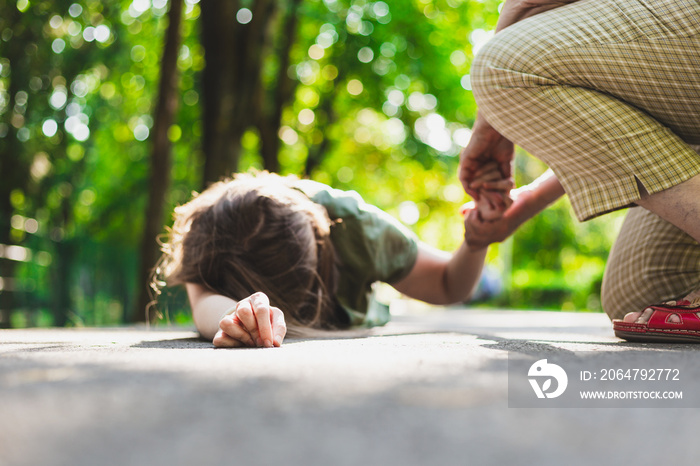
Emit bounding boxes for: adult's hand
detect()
[458,115,514,198]
[213,292,287,348]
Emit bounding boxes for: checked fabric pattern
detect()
[471,0,700,318]
[472,0,700,222]
[602,207,700,320]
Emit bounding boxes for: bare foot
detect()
[622,290,700,324]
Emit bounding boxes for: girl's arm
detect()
[391,164,510,304]
[186,283,286,348]
[391,234,489,305]
[186,283,237,341]
[392,170,564,304]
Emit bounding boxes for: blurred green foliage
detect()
[0,0,623,328]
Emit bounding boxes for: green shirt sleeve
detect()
[294,180,419,326]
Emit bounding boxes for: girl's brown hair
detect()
[158,171,347,330]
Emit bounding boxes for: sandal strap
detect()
[647,303,700,330]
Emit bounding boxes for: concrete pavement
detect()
[1,308,698,466]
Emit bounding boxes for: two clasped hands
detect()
[459,115,564,252]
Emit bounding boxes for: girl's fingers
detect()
[232,299,260,344]
[227,293,279,349]
[471,172,512,195]
[218,315,256,347]
[250,292,274,348]
[481,190,512,210]
[480,191,502,209]
[212,329,246,348]
[470,169,501,190]
[270,307,287,347]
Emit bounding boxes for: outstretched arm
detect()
[391,240,489,305]
[393,163,516,304]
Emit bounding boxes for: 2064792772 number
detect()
[599,368,680,381]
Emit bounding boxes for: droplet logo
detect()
[528,359,568,399]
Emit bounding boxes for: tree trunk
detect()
[134,0,184,322]
[200,1,240,185]
[200,0,277,187]
[0,4,28,328]
[258,0,303,173]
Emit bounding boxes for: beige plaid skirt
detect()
[471,0,700,318]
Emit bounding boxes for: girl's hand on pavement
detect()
[213,292,287,348]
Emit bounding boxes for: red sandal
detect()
[613,300,700,343]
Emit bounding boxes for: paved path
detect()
[1,309,698,466]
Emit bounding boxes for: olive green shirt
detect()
[294,180,419,327]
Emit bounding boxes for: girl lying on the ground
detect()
[157,168,514,348]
